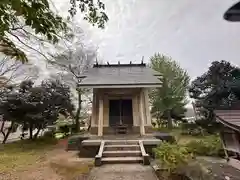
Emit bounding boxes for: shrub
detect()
[43,130,55,138]
[59,125,70,135]
[154,142,193,176]
[154,126,180,133]
[152,121,156,128]
[58,124,76,136]
[195,118,222,134]
[181,122,204,136]
[153,127,170,132]
[185,135,224,157]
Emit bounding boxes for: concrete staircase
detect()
[95,140,150,166]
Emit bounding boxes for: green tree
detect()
[150,54,190,129]
[0,0,108,63]
[189,60,240,132]
[0,79,74,143]
[189,60,240,109]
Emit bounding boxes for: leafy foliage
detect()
[154,142,193,175]
[189,60,240,109]
[150,54,190,129]
[181,122,204,136]
[69,0,108,29]
[154,136,224,179]
[189,60,240,131]
[0,79,74,143]
[0,0,67,62]
[157,105,187,127]
[0,0,108,62]
[185,135,224,157]
[56,115,75,137]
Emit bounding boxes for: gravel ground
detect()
[196,157,240,180]
[87,164,158,180]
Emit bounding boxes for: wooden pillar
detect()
[139,89,145,135]
[98,97,104,136]
[91,90,97,127]
[132,95,139,126]
[103,95,109,126]
[220,131,229,160]
[144,88,151,126]
[232,132,240,153]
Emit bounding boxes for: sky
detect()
[53,0,240,80]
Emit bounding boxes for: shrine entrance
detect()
[109,99,133,127]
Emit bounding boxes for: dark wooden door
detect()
[109,100,120,126]
[109,99,133,127]
[121,99,133,126]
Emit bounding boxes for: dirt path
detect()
[87,164,158,180]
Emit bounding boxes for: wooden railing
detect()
[95,140,105,166]
[139,140,150,165]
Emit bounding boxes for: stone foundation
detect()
[79,138,161,158]
[90,126,153,135]
[78,145,99,158]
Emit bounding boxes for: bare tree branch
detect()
[48,27,96,132]
[0,56,39,88]
[8,32,52,62]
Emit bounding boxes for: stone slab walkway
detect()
[87,164,158,180]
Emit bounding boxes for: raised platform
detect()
[82,133,161,146]
[90,126,154,135]
[79,134,161,160]
[86,133,158,139]
[93,139,159,166]
[82,139,161,146]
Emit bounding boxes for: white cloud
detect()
[53,0,240,79]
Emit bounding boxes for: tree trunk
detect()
[156,112,161,128]
[2,122,14,144]
[1,131,6,141]
[0,120,6,140]
[29,124,33,139]
[75,91,81,132]
[0,120,5,133]
[87,116,91,131]
[167,110,173,129]
[33,127,41,139]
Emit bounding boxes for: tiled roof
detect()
[78,64,162,88]
[215,110,240,130]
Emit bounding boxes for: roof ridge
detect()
[93,63,146,68]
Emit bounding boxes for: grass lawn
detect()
[0,137,93,180]
[0,137,58,172]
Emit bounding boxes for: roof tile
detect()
[78,65,162,88]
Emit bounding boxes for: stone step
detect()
[102,150,142,157]
[105,140,139,145]
[101,157,143,164]
[104,144,140,151]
